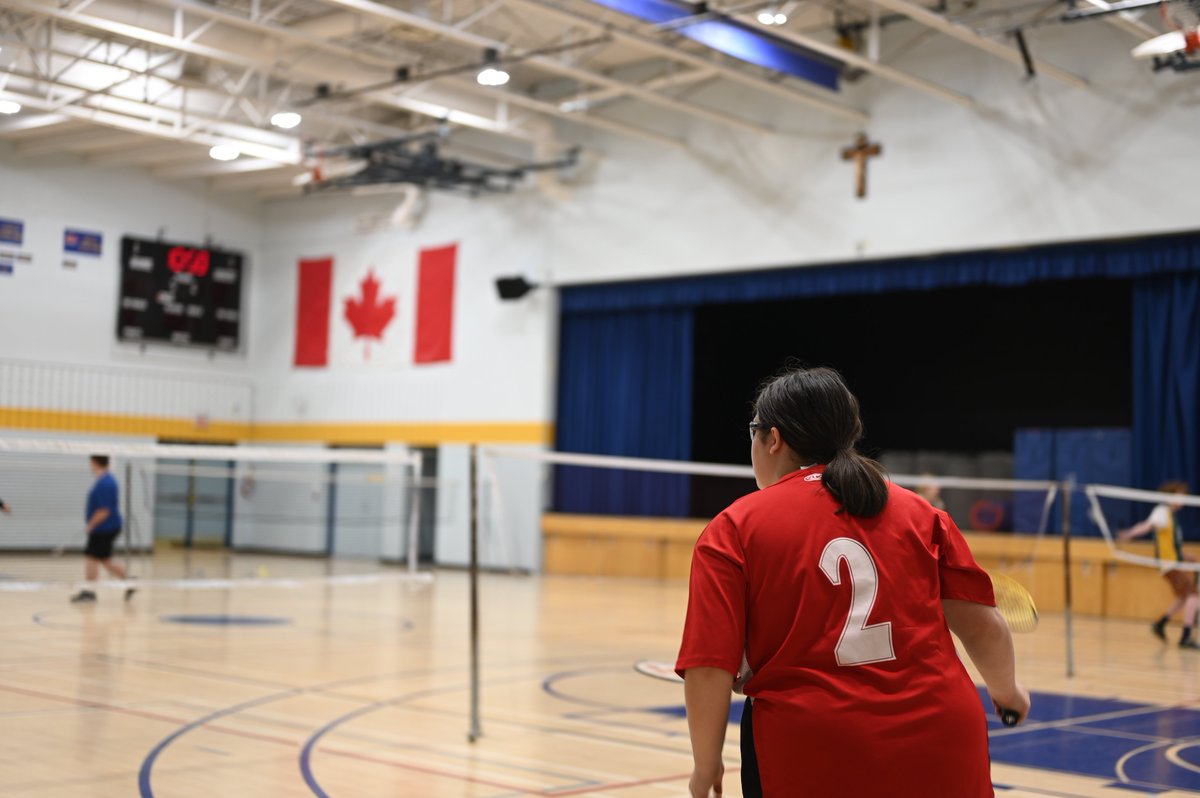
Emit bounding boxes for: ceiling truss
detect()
[0,0,1172,197]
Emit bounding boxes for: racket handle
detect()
[999,707,1020,727]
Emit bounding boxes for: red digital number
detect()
[167,246,210,277]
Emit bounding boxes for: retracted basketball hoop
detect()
[1133,0,1200,58]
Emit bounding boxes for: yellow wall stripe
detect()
[251,421,553,445]
[0,406,553,446]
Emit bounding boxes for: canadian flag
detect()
[293,244,457,368]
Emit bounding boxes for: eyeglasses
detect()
[749,421,769,439]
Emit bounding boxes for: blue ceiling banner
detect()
[586,0,841,91]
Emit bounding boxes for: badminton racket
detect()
[990,571,1038,634]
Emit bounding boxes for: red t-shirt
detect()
[676,466,996,797]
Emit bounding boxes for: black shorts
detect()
[741,697,762,798]
[84,530,121,560]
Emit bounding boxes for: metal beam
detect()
[86,140,205,166]
[0,66,298,160]
[448,79,686,148]
[505,0,867,124]
[15,127,139,155]
[3,0,548,149]
[155,157,282,179]
[0,83,298,162]
[1077,0,1159,39]
[863,0,1088,89]
[0,114,72,137]
[210,165,307,191]
[134,0,399,71]
[312,0,779,134]
[726,10,975,108]
[1,0,266,72]
[558,68,715,112]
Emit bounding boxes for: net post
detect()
[406,450,423,575]
[468,443,482,743]
[123,460,133,571]
[1062,477,1075,678]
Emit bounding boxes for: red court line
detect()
[551,768,739,797]
[0,682,298,747]
[0,681,701,796]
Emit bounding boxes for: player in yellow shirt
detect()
[1119,481,1197,648]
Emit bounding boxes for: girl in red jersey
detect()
[676,367,1029,798]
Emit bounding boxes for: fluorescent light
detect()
[271,111,302,129]
[476,67,510,87]
[774,12,787,23]
[0,100,21,115]
[757,9,775,23]
[209,144,240,161]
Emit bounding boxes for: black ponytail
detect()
[823,448,889,517]
[753,366,888,517]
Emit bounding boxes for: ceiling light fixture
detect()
[476,47,510,86]
[209,144,240,161]
[271,111,302,129]
[0,100,21,115]
[757,7,786,24]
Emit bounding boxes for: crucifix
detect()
[841,133,882,199]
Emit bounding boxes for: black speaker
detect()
[496,276,537,300]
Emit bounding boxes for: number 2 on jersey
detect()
[819,537,896,667]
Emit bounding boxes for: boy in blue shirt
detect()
[71,455,135,603]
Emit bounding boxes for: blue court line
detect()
[298,675,604,798]
[159,614,291,625]
[139,685,309,797]
[136,632,416,798]
[399,699,696,757]
[541,667,636,710]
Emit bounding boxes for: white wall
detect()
[3,17,1197,564]
[0,152,261,426]
[255,190,557,425]
[251,19,1200,429]
[544,21,1200,282]
[433,444,544,572]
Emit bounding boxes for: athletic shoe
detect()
[70,589,97,603]
[124,586,137,602]
[1152,620,1167,641]
[1180,638,1200,650]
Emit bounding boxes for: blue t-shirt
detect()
[86,472,123,533]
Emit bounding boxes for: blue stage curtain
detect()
[561,232,1200,314]
[554,309,693,516]
[1133,273,1200,535]
[555,231,1200,520]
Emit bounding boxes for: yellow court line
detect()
[0,406,553,445]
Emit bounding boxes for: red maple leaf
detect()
[343,269,396,360]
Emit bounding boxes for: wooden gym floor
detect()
[2,550,1200,797]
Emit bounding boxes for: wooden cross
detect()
[841,133,882,199]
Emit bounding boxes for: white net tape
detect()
[0,438,434,590]
[1085,483,1200,572]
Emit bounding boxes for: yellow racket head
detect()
[990,572,1039,633]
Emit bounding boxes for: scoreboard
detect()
[117,236,243,351]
